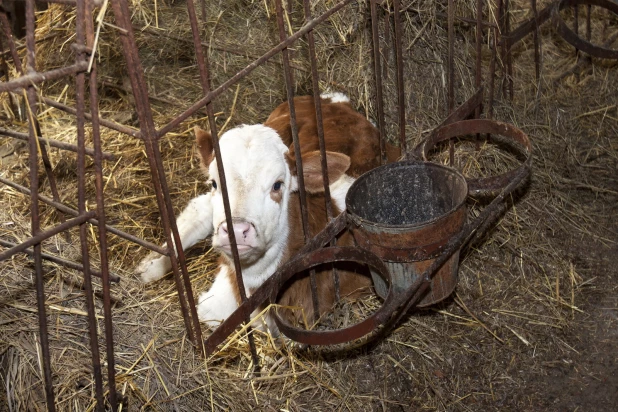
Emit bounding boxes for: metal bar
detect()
[370,0,386,164]
[392,0,406,154]
[275,121,533,346]
[0,128,115,160]
[302,0,340,303]
[553,0,618,60]
[0,34,19,117]
[0,6,21,76]
[183,0,228,355]
[439,87,484,128]
[475,0,483,110]
[586,4,591,41]
[474,0,484,150]
[393,150,532,323]
[109,0,197,344]
[410,87,484,160]
[0,239,119,282]
[302,0,333,222]
[22,1,56,409]
[158,0,204,351]
[488,27,497,119]
[473,0,484,151]
[2,0,71,245]
[498,0,506,98]
[0,211,96,262]
[85,0,118,403]
[275,0,319,321]
[157,0,355,139]
[0,61,89,93]
[447,0,455,165]
[531,0,541,82]
[42,97,140,138]
[505,0,513,100]
[74,0,105,406]
[0,176,167,254]
[504,2,553,49]
[383,7,390,80]
[552,29,618,82]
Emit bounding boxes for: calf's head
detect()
[195,125,350,266]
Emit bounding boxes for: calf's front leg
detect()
[136,194,213,283]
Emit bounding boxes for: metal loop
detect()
[417,119,533,197]
[271,246,398,345]
[553,0,618,60]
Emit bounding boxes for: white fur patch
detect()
[320,92,350,104]
[197,266,240,329]
[137,194,214,283]
[330,174,355,212]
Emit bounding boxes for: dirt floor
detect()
[0,0,617,411]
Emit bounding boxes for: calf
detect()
[136,93,398,331]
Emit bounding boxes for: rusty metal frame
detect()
[10,0,615,408]
[0,0,118,410]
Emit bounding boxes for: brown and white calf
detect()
[136,93,399,331]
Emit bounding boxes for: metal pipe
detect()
[0,211,96,262]
[392,0,406,154]
[0,127,115,160]
[302,0,340,303]
[0,238,119,282]
[42,97,140,138]
[108,0,198,345]
[275,0,319,320]
[74,0,105,407]
[447,0,455,165]
[0,176,167,254]
[23,0,56,409]
[369,0,387,164]
[0,62,89,93]
[85,1,119,404]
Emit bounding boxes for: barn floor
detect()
[0,0,617,411]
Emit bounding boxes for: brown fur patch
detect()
[194,126,214,170]
[265,96,400,179]
[270,187,283,203]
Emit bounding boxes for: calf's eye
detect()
[211,180,217,190]
[272,181,283,191]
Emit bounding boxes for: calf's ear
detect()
[194,126,214,168]
[297,150,351,193]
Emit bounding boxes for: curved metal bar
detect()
[271,247,397,345]
[416,119,532,197]
[553,0,618,59]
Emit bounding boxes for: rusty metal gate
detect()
[0,0,616,410]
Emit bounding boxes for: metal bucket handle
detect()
[414,119,533,197]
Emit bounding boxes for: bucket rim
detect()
[345,160,469,230]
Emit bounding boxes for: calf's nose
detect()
[219,220,256,246]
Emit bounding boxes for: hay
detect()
[1,0,617,410]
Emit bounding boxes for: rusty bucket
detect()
[346,161,468,307]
